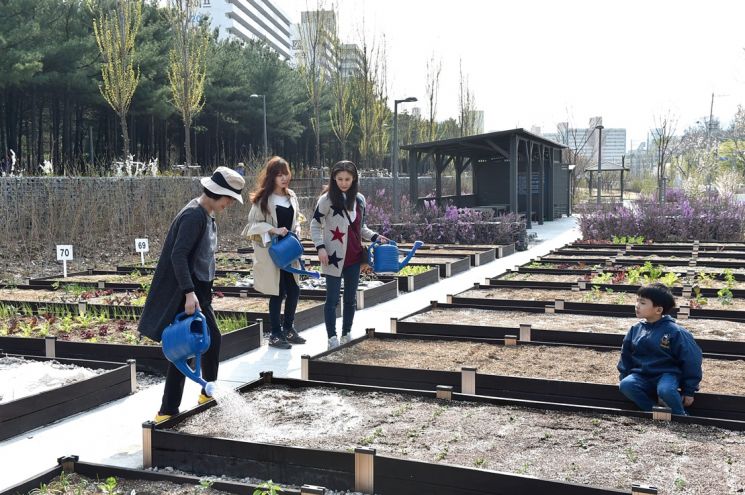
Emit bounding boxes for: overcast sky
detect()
[274,0,745,149]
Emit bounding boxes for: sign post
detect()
[56,245,73,278]
[135,238,149,267]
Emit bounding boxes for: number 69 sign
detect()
[135,238,149,266]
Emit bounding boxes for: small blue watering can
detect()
[269,233,321,278]
[161,311,216,396]
[368,240,424,274]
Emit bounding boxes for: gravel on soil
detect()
[403,306,745,341]
[318,338,745,396]
[172,385,745,495]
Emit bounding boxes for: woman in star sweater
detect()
[310,160,388,349]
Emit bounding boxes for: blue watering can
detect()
[161,311,216,396]
[268,233,321,278]
[367,240,424,274]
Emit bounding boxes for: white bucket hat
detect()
[201,166,245,204]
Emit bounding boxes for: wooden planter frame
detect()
[0,317,261,374]
[0,456,319,495]
[449,284,745,322]
[0,355,135,442]
[391,301,745,357]
[303,332,745,426]
[388,267,440,292]
[142,373,649,495]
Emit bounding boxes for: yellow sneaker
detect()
[198,393,213,405]
[154,413,172,423]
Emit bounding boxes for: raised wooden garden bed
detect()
[0,355,135,442]
[215,269,399,310]
[392,302,745,356]
[389,266,440,292]
[570,241,745,252]
[0,456,311,495]
[143,374,692,495]
[448,285,745,322]
[0,306,261,374]
[403,255,471,278]
[305,333,745,423]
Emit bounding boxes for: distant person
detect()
[618,283,703,416]
[242,156,307,349]
[234,162,246,176]
[138,166,245,422]
[310,160,388,349]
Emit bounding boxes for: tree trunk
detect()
[119,112,130,160]
[184,121,191,167]
[37,96,44,167]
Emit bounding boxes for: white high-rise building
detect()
[197,0,292,60]
[290,10,363,78]
[544,117,627,167]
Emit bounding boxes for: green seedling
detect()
[253,480,282,495]
[398,265,434,276]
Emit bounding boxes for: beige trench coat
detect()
[241,189,305,296]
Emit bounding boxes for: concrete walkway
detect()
[0,216,580,490]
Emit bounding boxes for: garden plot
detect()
[2,458,319,495]
[317,338,744,397]
[307,334,745,421]
[399,306,745,342]
[455,286,745,311]
[163,381,745,495]
[0,355,104,403]
[0,305,261,373]
[0,355,133,442]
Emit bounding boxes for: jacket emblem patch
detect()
[660,334,671,349]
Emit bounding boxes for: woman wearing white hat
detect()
[138,166,245,422]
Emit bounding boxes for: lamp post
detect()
[250,94,268,158]
[595,124,604,205]
[393,96,417,220]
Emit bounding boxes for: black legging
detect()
[159,280,221,415]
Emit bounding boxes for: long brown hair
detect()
[250,156,292,214]
[323,160,359,210]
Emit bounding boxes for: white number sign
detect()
[135,238,149,266]
[135,238,149,253]
[56,244,73,278]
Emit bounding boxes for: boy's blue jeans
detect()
[324,263,361,338]
[619,373,687,415]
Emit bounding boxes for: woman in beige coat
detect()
[242,156,306,349]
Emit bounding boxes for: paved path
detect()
[0,216,579,490]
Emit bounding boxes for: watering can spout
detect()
[398,240,424,271]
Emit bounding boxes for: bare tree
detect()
[297,2,331,167]
[650,112,678,203]
[553,112,595,204]
[328,37,355,159]
[457,58,476,137]
[423,52,441,142]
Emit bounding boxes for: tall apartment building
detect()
[197,0,292,60]
[290,10,363,78]
[544,117,627,167]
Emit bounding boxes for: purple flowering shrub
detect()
[366,190,524,245]
[578,189,745,241]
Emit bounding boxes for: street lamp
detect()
[250,94,268,158]
[595,124,604,205]
[393,96,417,220]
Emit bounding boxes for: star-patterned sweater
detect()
[310,192,379,277]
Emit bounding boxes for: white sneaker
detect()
[340,333,352,345]
[327,336,339,350]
